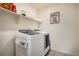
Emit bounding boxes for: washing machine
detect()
[15,29,45,56]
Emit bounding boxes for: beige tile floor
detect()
[47,50,70,56]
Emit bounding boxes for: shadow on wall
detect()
[0,37,16,56]
[70,38,79,56]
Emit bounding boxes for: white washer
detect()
[15,30,45,56]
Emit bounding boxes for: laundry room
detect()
[0,3,79,56]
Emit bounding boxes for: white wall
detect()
[0,12,17,55]
[75,4,79,55]
[77,4,79,37]
[15,3,39,30]
[17,17,40,30]
[38,4,78,55]
[0,31,16,56]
